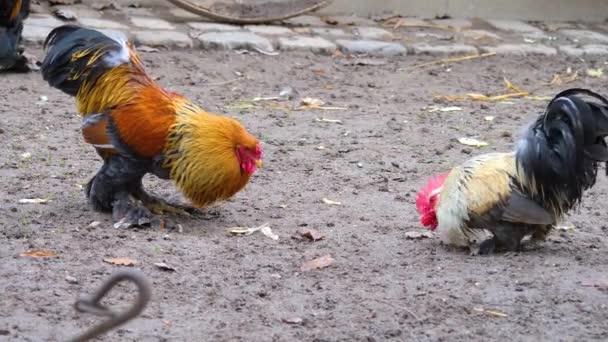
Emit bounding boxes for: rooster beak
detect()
[255,159,263,168]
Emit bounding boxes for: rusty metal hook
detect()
[69,269,152,342]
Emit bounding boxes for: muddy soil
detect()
[1,48,607,341]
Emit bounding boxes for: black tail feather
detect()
[516,88,608,213]
[41,24,130,96]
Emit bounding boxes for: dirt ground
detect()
[1,46,608,341]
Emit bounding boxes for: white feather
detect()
[100,30,130,67]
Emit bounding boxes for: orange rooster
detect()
[0,0,29,71]
[416,89,608,254]
[41,25,263,227]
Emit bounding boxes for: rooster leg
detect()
[85,155,149,212]
[130,184,198,217]
[111,191,155,229]
[476,237,497,255]
[488,222,530,253]
[8,54,32,73]
[475,223,532,255]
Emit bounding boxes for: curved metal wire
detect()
[70,269,152,342]
[167,0,333,24]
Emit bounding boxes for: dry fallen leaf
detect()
[282,317,303,324]
[586,68,604,78]
[473,307,508,318]
[228,226,260,235]
[248,96,280,102]
[457,137,488,147]
[315,117,343,123]
[300,229,326,241]
[321,198,341,205]
[298,98,347,111]
[154,262,177,272]
[18,198,49,204]
[20,249,58,258]
[320,16,338,25]
[228,223,276,240]
[301,97,325,107]
[427,106,462,113]
[301,254,335,272]
[103,257,138,266]
[261,226,279,241]
[404,231,433,239]
[548,70,578,86]
[555,223,576,232]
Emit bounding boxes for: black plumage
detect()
[516,88,608,218]
[41,25,130,96]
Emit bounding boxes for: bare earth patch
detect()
[1,48,607,341]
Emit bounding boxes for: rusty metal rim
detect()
[166,0,333,24]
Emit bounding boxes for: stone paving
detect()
[22,3,608,58]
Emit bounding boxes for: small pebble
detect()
[66,275,78,284]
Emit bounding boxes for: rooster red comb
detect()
[415,173,449,215]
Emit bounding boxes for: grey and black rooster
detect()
[416,88,608,254]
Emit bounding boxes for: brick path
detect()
[22,4,608,57]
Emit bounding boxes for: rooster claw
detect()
[145,202,191,217]
[133,190,201,217]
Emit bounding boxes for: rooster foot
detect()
[474,237,497,255]
[133,190,200,217]
[2,53,38,73]
[112,192,155,229]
